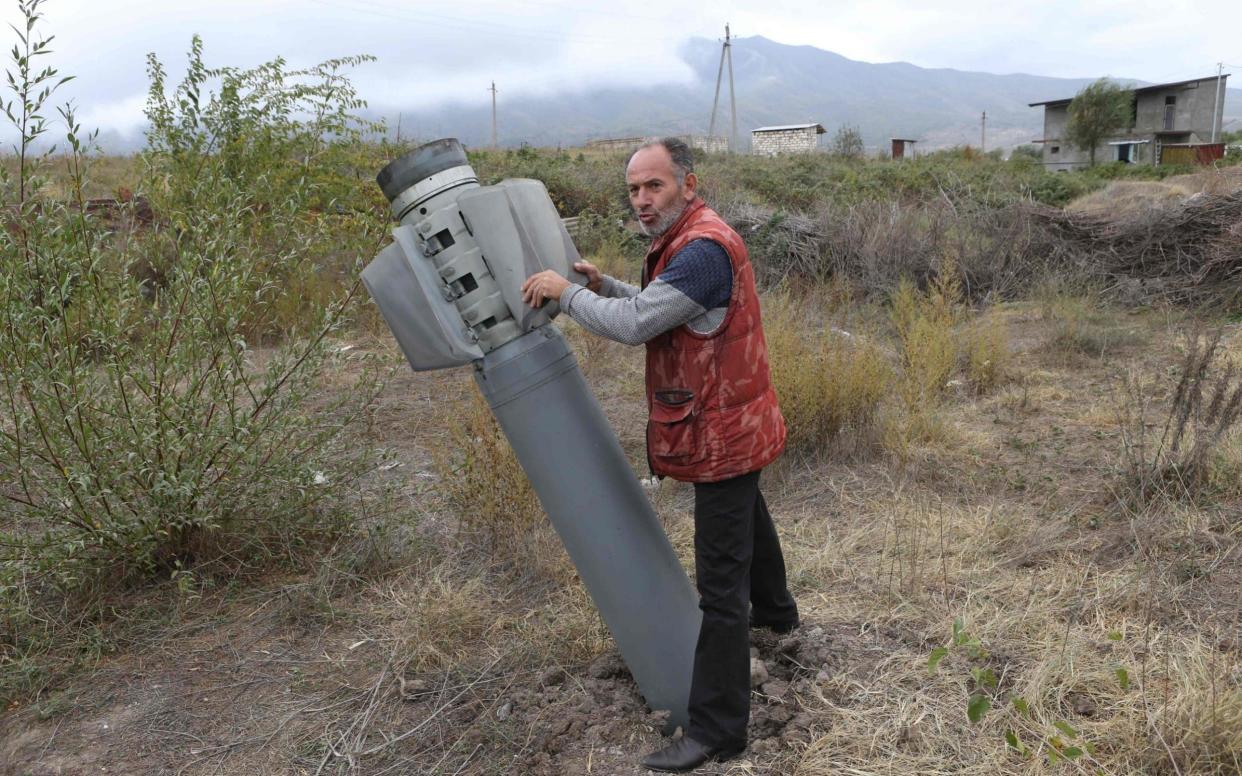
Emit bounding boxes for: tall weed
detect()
[764,290,891,457]
[890,264,960,408]
[1116,328,1242,503]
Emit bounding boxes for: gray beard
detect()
[637,200,688,238]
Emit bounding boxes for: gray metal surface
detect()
[360,232,483,371]
[457,179,584,329]
[387,164,478,223]
[474,327,701,730]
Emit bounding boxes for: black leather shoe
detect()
[749,615,799,634]
[641,735,744,773]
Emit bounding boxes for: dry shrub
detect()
[882,275,958,458]
[721,198,1052,302]
[960,313,1011,394]
[764,290,891,457]
[1035,279,1140,360]
[882,261,1016,455]
[432,386,543,551]
[891,266,960,409]
[1116,328,1242,504]
[1037,189,1242,307]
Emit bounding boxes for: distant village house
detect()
[1030,75,1230,170]
[750,123,826,155]
[891,138,918,160]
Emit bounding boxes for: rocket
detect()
[362,138,699,730]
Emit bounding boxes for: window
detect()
[1050,145,1060,154]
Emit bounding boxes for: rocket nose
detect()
[377,137,470,203]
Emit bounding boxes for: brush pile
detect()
[1036,190,1242,306]
[722,198,1055,300]
[723,180,1242,309]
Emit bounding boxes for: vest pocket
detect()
[649,390,700,461]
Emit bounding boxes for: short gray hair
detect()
[627,137,694,185]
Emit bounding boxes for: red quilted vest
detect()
[642,198,786,483]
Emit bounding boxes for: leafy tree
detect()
[1064,78,1133,167]
[829,124,865,159]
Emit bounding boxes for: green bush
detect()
[0,6,382,699]
[142,36,391,338]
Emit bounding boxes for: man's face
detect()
[626,146,697,238]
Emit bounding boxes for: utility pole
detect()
[980,111,987,153]
[708,24,738,152]
[489,81,498,149]
[727,24,737,153]
[1212,62,1224,142]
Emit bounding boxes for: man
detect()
[521,137,798,773]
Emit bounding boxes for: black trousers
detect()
[686,469,798,749]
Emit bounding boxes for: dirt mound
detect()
[1066,170,1242,216]
[1065,181,1194,216]
[508,623,841,774]
[1163,166,1242,196]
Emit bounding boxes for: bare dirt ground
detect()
[3,304,1241,775]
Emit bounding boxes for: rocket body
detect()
[362,139,700,730]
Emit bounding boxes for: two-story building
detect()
[1029,75,1229,170]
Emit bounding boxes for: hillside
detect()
[397,35,1241,152]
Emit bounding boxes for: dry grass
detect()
[6,282,1240,776]
[1035,281,1147,362]
[1163,167,1242,197]
[429,384,544,556]
[774,487,1241,776]
[1066,180,1195,216]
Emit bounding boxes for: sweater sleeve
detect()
[558,240,732,345]
[598,274,640,299]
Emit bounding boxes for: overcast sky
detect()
[2,0,1238,146]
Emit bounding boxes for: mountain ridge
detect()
[396,35,1240,153]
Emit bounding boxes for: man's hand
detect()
[574,261,604,293]
[521,270,572,308]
